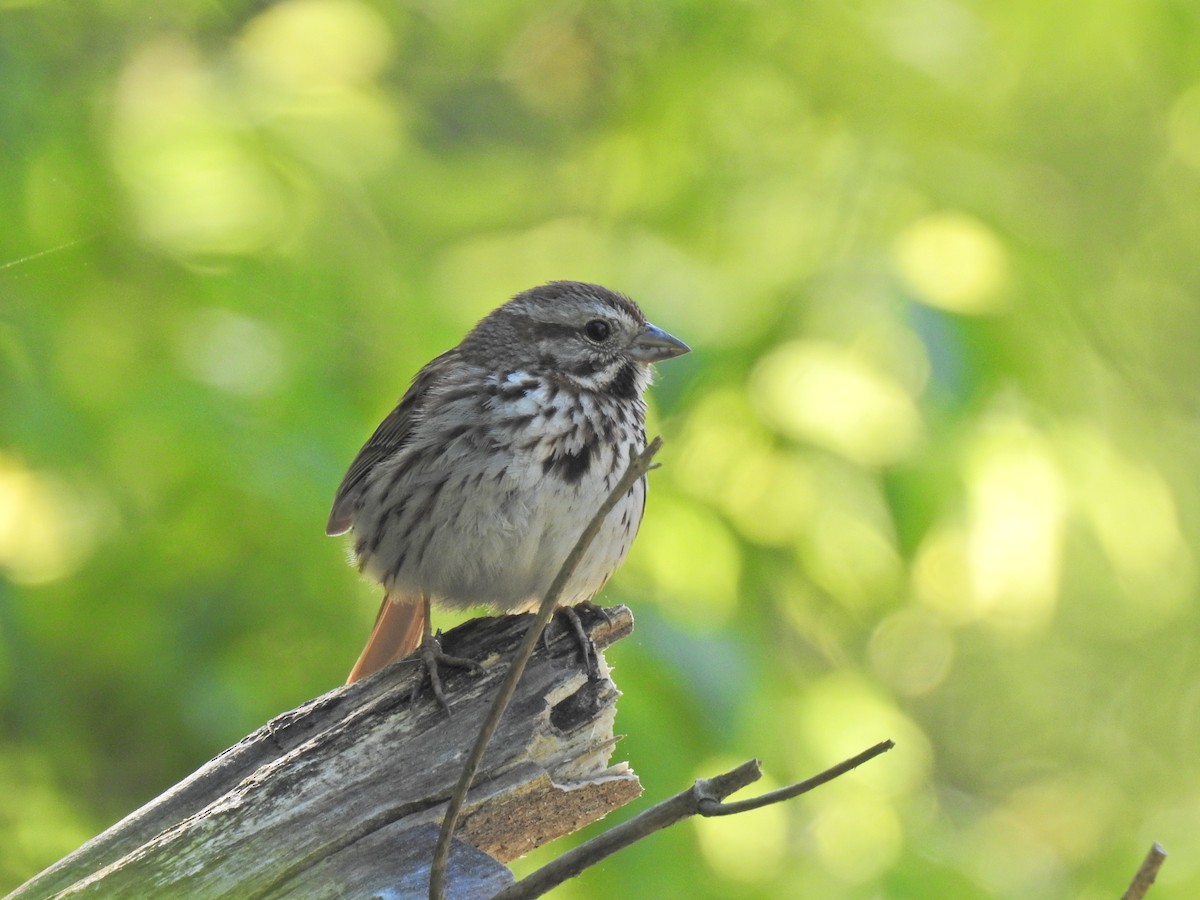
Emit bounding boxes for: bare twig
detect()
[428,437,665,899]
[1121,842,1167,900]
[494,740,895,900]
[698,740,894,816]
[491,760,762,900]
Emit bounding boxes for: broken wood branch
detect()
[9,606,639,899]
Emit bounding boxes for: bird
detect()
[327,281,689,701]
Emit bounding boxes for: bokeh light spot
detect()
[625,495,740,625]
[868,608,955,696]
[111,39,287,257]
[912,522,973,622]
[966,807,1064,895]
[1003,777,1116,866]
[675,389,817,546]
[893,211,1009,314]
[795,671,931,796]
[0,456,106,585]
[752,340,923,466]
[236,0,402,178]
[964,417,1065,632]
[175,308,288,398]
[800,504,903,611]
[1062,426,1192,621]
[812,788,903,884]
[238,0,393,89]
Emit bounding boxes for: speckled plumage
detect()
[329,281,689,683]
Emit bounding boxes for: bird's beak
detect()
[629,322,690,363]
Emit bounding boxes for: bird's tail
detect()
[346,593,426,684]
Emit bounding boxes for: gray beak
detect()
[629,322,690,363]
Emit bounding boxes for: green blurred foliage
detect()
[3,0,1200,896]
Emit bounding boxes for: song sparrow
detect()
[328,281,689,695]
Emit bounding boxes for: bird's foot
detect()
[574,599,614,627]
[410,631,484,714]
[546,605,602,681]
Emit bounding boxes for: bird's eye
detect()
[583,319,612,343]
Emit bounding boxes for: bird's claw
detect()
[410,634,484,714]
[547,605,602,681]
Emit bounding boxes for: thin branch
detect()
[428,437,665,900]
[1121,842,1167,900]
[491,760,762,900]
[698,739,894,816]
[495,740,895,900]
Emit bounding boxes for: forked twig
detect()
[428,437,665,899]
[494,740,895,899]
[696,739,895,816]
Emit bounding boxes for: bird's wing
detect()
[326,347,460,536]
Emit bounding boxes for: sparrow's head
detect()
[464,281,689,393]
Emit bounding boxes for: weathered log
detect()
[10,605,640,899]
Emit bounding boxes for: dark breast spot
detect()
[543,442,595,484]
[606,362,640,401]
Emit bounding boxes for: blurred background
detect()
[3,1,1200,897]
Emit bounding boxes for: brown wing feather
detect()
[326,348,461,536]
